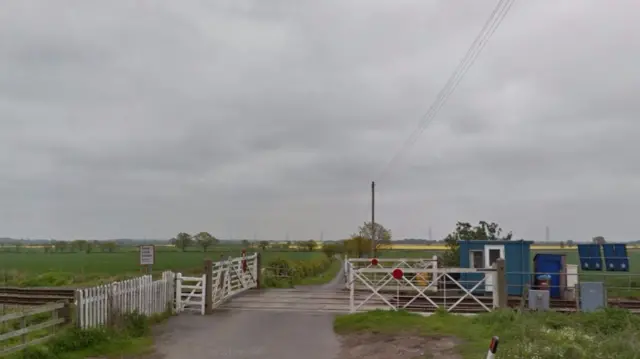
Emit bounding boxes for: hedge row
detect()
[262,256,333,287]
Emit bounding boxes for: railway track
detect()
[0,287,75,305]
[393,295,640,312]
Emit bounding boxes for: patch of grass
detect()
[334,308,640,359]
[334,310,428,334]
[296,259,342,285]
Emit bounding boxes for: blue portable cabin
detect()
[459,240,532,296]
[533,253,566,299]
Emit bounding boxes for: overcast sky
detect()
[1,0,639,242]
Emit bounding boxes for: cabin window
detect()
[488,249,501,266]
[470,250,484,268]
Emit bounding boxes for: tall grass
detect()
[334,309,640,359]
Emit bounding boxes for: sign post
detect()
[139,245,155,275]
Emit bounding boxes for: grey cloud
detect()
[1,0,639,242]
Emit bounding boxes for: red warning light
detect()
[241,249,247,272]
[392,268,404,279]
[371,258,379,266]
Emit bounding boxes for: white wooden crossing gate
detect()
[175,273,206,314]
[211,253,259,307]
[175,253,259,315]
[345,256,440,292]
[347,258,502,313]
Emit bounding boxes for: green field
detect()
[3,246,640,298]
[0,247,325,286]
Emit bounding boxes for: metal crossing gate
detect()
[175,253,259,314]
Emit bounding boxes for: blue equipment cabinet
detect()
[577,244,603,271]
[533,253,566,299]
[459,240,532,296]
[602,243,629,272]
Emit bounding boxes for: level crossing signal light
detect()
[392,268,404,280]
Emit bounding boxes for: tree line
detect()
[0,239,119,253]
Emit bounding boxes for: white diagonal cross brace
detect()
[445,273,491,312]
[401,273,444,309]
[351,270,398,312]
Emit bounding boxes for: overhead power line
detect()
[376,0,516,182]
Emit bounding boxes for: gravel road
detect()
[151,263,345,359]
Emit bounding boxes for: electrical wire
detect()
[376,0,516,183]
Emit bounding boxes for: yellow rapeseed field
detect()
[377,243,640,250]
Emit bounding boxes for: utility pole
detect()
[545,226,550,242]
[371,181,376,257]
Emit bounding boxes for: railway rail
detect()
[0,287,75,305]
[386,291,640,313]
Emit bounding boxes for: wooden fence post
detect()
[74,290,82,328]
[496,258,507,308]
[204,259,213,315]
[256,252,262,289]
[175,273,182,313]
[57,301,72,325]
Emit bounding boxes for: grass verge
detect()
[296,259,342,285]
[334,308,640,359]
[13,311,171,359]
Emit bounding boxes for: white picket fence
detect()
[76,271,175,329]
[74,254,259,327]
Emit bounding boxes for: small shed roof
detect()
[457,239,534,245]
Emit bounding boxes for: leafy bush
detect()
[121,311,150,337]
[46,327,113,354]
[14,310,159,359]
[263,256,333,287]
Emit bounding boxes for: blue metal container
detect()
[577,244,603,271]
[533,253,565,298]
[602,243,629,271]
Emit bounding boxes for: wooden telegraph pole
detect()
[371,181,376,258]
